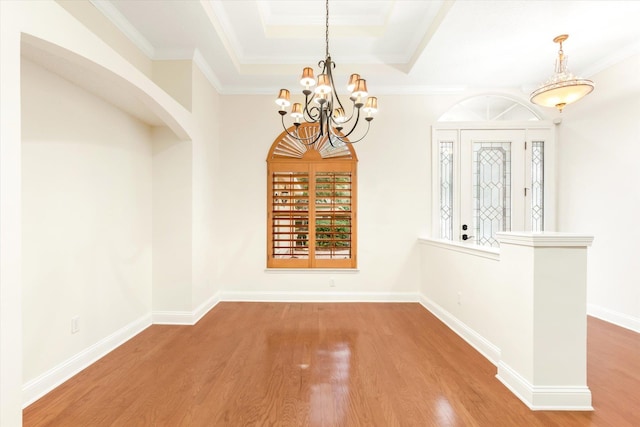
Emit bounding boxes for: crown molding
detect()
[580,40,640,78]
[89,0,155,58]
[216,84,468,96]
[192,49,224,94]
[200,0,243,72]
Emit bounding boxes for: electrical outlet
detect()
[330,277,336,287]
[457,292,462,305]
[71,316,79,334]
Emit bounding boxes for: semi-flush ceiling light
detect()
[530,34,594,112]
[275,0,377,146]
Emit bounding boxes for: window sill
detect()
[417,237,500,261]
[265,268,360,274]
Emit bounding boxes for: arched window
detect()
[438,95,542,122]
[267,123,358,268]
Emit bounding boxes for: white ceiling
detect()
[95,0,640,97]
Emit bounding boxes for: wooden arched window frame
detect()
[267,123,358,268]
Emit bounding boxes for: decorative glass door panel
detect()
[461,130,525,247]
[473,142,512,246]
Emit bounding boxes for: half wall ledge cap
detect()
[496,232,594,248]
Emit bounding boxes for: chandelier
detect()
[530,34,594,112]
[275,0,378,146]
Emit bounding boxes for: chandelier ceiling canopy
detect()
[275,0,377,146]
[530,34,595,113]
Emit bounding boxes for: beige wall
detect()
[152,128,193,313]
[190,64,223,306]
[56,0,153,77]
[557,53,640,330]
[153,60,193,111]
[1,2,24,424]
[216,93,459,297]
[21,56,154,394]
[1,1,212,421]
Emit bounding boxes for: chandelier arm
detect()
[329,120,371,144]
[334,106,363,139]
[326,60,346,115]
[319,103,327,138]
[323,56,351,130]
[319,59,328,74]
[304,107,321,123]
[303,95,321,122]
[337,99,357,125]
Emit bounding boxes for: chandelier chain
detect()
[325,0,329,57]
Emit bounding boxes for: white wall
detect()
[152,128,192,313]
[1,1,197,422]
[217,94,457,298]
[151,61,223,317]
[21,58,153,383]
[557,54,640,331]
[0,2,24,424]
[419,235,594,410]
[0,1,202,426]
[190,65,223,307]
[418,243,503,362]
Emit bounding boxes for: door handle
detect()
[462,234,474,241]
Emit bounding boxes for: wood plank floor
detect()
[24,303,639,426]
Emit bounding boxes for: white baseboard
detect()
[193,292,222,324]
[22,313,152,408]
[152,292,221,325]
[587,304,640,333]
[418,294,501,365]
[24,293,222,407]
[219,291,419,303]
[496,361,593,411]
[152,310,194,325]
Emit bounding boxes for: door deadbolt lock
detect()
[462,224,468,231]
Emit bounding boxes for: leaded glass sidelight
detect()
[440,142,454,240]
[531,141,544,232]
[473,142,511,247]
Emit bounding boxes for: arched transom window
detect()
[267,124,357,268]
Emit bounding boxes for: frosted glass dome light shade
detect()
[530,34,594,113]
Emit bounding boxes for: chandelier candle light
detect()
[275,0,378,146]
[530,34,595,112]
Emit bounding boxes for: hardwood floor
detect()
[24,303,639,426]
